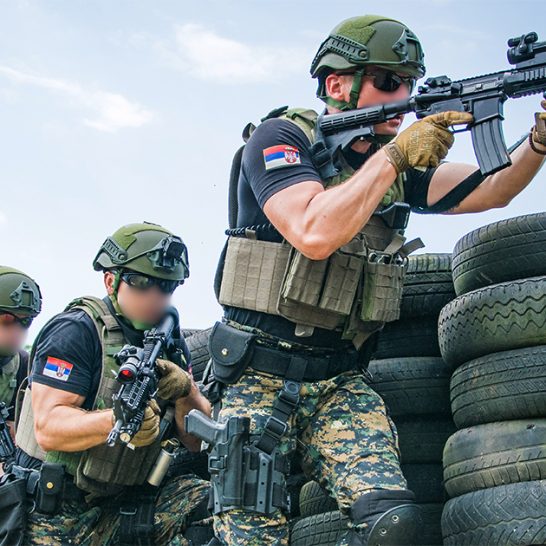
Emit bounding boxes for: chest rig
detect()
[218,107,423,348]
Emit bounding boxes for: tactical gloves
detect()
[156,358,193,401]
[129,399,161,447]
[383,111,474,173]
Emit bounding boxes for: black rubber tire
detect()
[443,419,546,498]
[396,417,456,464]
[186,327,212,382]
[369,358,451,417]
[402,463,446,503]
[450,346,546,428]
[441,480,546,545]
[373,317,441,360]
[181,328,202,338]
[290,511,348,545]
[438,276,546,368]
[299,481,338,518]
[452,212,546,296]
[401,253,455,318]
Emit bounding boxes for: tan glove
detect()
[384,111,474,173]
[156,358,192,401]
[531,98,546,149]
[130,399,161,448]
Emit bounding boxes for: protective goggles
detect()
[0,312,33,329]
[120,272,180,295]
[339,67,416,94]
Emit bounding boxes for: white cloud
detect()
[162,23,309,84]
[0,212,7,225]
[0,65,153,132]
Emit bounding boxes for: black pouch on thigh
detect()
[209,322,256,385]
[0,474,28,546]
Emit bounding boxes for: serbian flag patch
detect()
[263,145,301,170]
[43,356,73,382]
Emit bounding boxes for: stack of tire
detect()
[292,253,457,545]
[438,212,546,546]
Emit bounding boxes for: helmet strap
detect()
[322,68,365,112]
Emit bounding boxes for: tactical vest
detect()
[0,352,20,406]
[16,296,164,498]
[218,108,423,347]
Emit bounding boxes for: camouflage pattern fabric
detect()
[213,369,408,545]
[25,474,210,545]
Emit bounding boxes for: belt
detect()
[249,343,359,381]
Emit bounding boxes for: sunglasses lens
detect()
[371,70,415,93]
[157,280,179,294]
[122,273,178,294]
[123,273,153,290]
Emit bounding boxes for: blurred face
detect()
[325,66,416,149]
[104,271,177,326]
[0,314,30,357]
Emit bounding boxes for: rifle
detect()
[107,309,178,447]
[313,31,546,179]
[0,402,16,470]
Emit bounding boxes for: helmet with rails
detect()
[310,15,426,110]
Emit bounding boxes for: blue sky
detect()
[0,0,544,340]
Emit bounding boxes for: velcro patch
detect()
[263,145,301,170]
[43,356,73,382]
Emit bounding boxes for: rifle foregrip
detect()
[471,118,512,176]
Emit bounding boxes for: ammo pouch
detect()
[0,474,27,546]
[34,462,65,515]
[209,321,256,385]
[360,253,406,323]
[277,248,362,330]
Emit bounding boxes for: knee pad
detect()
[346,489,423,546]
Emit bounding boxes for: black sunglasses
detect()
[120,272,180,295]
[0,313,33,329]
[338,68,416,94]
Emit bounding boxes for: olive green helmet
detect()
[0,266,42,317]
[311,15,426,110]
[92,222,190,282]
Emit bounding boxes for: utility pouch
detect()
[360,255,406,324]
[209,322,256,385]
[34,462,65,515]
[277,249,362,330]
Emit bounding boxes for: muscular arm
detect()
[263,149,398,259]
[427,138,545,214]
[32,382,112,452]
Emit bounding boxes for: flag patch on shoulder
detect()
[263,145,301,170]
[43,356,73,382]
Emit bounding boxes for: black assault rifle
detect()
[312,32,546,179]
[107,309,178,447]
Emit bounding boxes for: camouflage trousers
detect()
[213,369,407,546]
[25,474,210,545]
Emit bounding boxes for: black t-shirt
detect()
[0,351,28,421]
[223,117,437,347]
